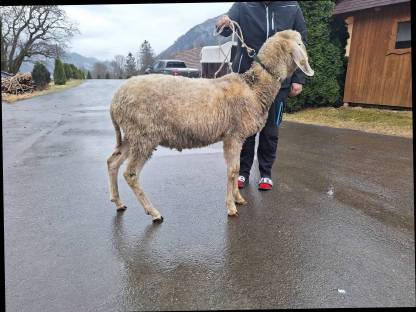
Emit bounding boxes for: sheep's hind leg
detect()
[107,142,129,211]
[123,151,163,223]
[232,151,247,206]
[223,138,246,216]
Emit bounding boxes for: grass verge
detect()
[2,79,84,103]
[284,106,412,138]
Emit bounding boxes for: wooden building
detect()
[333,0,411,108]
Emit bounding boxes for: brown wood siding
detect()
[343,3,412,107]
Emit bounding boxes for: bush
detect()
[53,58,67,85]
[31,62,51,90]
[105,72,110,79]
[87,71,92,79]
[286,0,349,112]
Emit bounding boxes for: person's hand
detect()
[216,15,231,30]
[288,83,302,97]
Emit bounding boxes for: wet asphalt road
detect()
[3,80,415,310]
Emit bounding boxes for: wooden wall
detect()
[343,2,411,107]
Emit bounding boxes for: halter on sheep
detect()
[107,29,314,223]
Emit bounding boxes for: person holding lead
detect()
[216,1,308,190]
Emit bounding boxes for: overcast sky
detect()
[62,3,233,62]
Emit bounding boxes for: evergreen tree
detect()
[74,68,83,79]
[286,0,349,111]
[105,72,110,79]
[87,71,92,79]
[97,74,101,79]
[32,62,51,90]
[138,40,155,74]
[70,64,78,79]
[53,58,67,85]
[124,52,137,78]
[330,10,349,103]
[63,63,73,80]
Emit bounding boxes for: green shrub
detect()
[31,62,51,90]
[87,71,92,79]
[53,58,67,85]
[286,0,349,112]
[70,64,78,79]
[75,69,85,79]
[63,63,73,80]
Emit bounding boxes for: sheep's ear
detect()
[292,44,314,76]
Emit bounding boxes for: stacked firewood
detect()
[1,73,35,94]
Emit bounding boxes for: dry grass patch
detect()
[2,79,84,103]
[284,106,412,138]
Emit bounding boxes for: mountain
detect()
[19,52,111,74]
[157,15,230,59]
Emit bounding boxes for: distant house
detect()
[169,47,203,71]
[167,41,238,79]
[333,0,411,108]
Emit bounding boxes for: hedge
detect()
[286,0,349,112]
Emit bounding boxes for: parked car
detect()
[145,60,200,78]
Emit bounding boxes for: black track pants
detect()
[239,88,289,180]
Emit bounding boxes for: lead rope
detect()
[212,19,256,78]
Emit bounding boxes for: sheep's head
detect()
[257,29,314,79]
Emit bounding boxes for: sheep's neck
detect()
[241,63,283,114]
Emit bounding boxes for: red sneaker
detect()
[258,177,273,191]
[237,176,247,189]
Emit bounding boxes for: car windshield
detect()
[166,62,186,68]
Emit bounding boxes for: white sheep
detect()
[107,30,314,223]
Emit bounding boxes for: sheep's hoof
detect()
[116,205,127,211]
[152,216,164,224]
[235,198,247,205]
[227,209,239,217]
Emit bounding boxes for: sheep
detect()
[107,29,314,223]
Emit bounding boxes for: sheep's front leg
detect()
[223,138,246,216]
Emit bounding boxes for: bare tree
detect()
[1,6,78,73]
[110,55,125,79]
[92,62,107,79]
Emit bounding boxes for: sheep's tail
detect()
[110,108,122,149]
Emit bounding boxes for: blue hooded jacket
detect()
[220,1,307,90]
